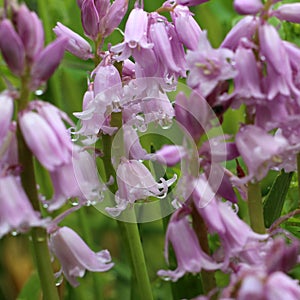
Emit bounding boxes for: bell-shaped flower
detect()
[99,0,128,38]
[106,158,176,216]
[53,22,93,60]
[221,16,258,50]
[157,208,220,281]
[0,91,14,145]
[149,21,183,75]
[111,8,152,62]
[273,4,300,24]
[0,19,25,75]
[81,0,100,40]
[235,125,288,182]
[49,226,114,287]
[30,37,68,90]
[193,184,268,267]
[234,0,263,15]
[175,0,209,6]
[187,31,237,97]
[171,5,201,51]
[16,4,44,62]
[175,91,211,142]
[19,102,73,171]
[154,145,186,167]
[0,175,46,238]
[47,148,104,211]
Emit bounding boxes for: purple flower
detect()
[16,4,44,62]
[81,0,100,39]
[193,186,268,267]
[49,226,114,287]
[31,37,68,90]
[273,4,300,24]
[0,91,14,145]
[235,125,288,182]
[157,208,220,281]
[187,31,237,97]
[221,16,258,50]
[0,20,25,75]
[53,22,93,60]
[0,175,46,238]
[175,91,211,142]
[106,158,176,216]
[234,0,263,15]
[171,5,201,51]
[175,0,209,6]
[154,145,186,167]
[19,102,73,171]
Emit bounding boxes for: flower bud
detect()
[17,4,44,61]
[0,20,25,75]
[30,37,68,90]
[54,22,93,60]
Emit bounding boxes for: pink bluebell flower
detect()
[234,0,263,15]
[157,207,220,281]
[53,22,93,60]
[0,91,14,146]
[187,31,237,97]
[19,102,73,171]
[273,3,300,24]
[0,175,46,238]
[49,226,114,287]
[16,4,44,62]
[0,20,25,76]
[30,37,68,90]
[106,158,176,217]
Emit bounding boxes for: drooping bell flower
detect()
[53,22,93,60]
[111,8,153,62]
[221,16,258,50]
[0,91,14,145]
[30,37,68,90]
[273,4,300,24]
[0,175,46,238]
[106,158,176,217]
[171,5,201,50]
[19,102,73,171]
[0,19,25,76]
[175,0,209,6]
[187,31,237,97]
[80,0,100,40]
[175,91,211,142]
[49,226,114,287]
[193,184,268,267]
[154,145,186,167]
[234,0,263,15]
[16,4,44,62]
[235,125,288,182]
[157,207,220,281]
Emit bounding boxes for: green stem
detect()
[247,181,266,234]
[17,75,59,300]
[101,113,153,300]
[191,203,216,296]
[77,208,103,300]
[297,153,300,201]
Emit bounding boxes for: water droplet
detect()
[70,198,80,206]
[161,275,171,281]
[11,230,18,236]
[55,272,64,287]
[34,83,47,96]
[159,118,172,130]
[37,236,45,242]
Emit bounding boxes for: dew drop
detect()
[11,230,18,237]
[34,83,47,96]
[159,118,172,130]
[70,198,80,206]
[55,273,64,287]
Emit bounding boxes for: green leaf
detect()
[263,171,294,227]
[17,272,41,300]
